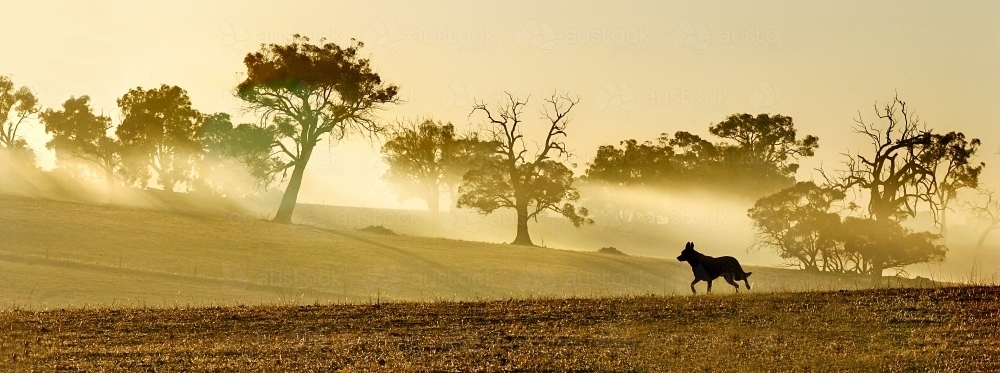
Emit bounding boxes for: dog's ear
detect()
[685,242,692,250]
[690,242,695,250]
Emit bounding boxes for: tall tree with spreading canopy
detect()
[116,84,203,191]
[382,119,490,213]
[826,95,972,278]
[748,181,845,272]
[0,76,40,168]
[40,96,119,200]
[459,93,593,246]
[237,35,398,223]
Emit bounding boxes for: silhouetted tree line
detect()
[3,35,397,209]
[37,85,277,199]
[583,113,818,199]
[1,35,993,270]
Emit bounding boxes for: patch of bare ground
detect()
[1,286,998,372]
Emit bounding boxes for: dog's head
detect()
[676,242,698,262]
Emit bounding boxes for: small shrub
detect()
[358,225,396,235]
[597,247,626,256]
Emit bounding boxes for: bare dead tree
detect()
[458,92,592,246]
[833,95,935,223]
[965,189,1000,250]
[819,95,966,279]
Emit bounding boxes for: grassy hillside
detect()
[2,286,997,371]
[284,202,1000,282]
[1,195,933,309]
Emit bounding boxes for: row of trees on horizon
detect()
[1,35,998,278]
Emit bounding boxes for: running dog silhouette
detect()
[677,242,752,294]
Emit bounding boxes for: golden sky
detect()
[3,0,998,208]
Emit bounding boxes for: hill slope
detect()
[1,195,927,309]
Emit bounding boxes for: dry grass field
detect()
[1,286,997,372]
[0,195,923,310]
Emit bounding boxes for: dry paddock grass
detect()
[1,286,998,372]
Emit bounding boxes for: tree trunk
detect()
[870,261,884,286]
[939,205,949,244]
[867,206,891,285]
[511,202,533,246]
[426,185,440,214]
[104,166,115,204]
[272,145,314,224]
[448,185,459,211]
[426,185,441,226]
[976,225,998,251]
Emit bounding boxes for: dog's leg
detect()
[724,274,739,293]
[690,279,699,294]
[744,278,752,290]
[706,279,713,293]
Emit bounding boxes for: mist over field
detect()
[3,3,1000,371]
[2,140,997,290]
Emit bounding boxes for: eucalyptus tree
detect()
[41,96,119,199]
[236,35,398,223]
[0,76,40,168]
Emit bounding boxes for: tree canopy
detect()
[709,113,818,175]
[116,84,203,191]
[836,217,946,276]
[0,76,40,168]
[40,95,119,198]
[921,131,984,237]
[585,113,818,198]
[749,181,948,276]
[196,112,281,197]
[382,119,491,213]
[748,181,845,272]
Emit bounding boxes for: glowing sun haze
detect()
[3,0,998,208]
